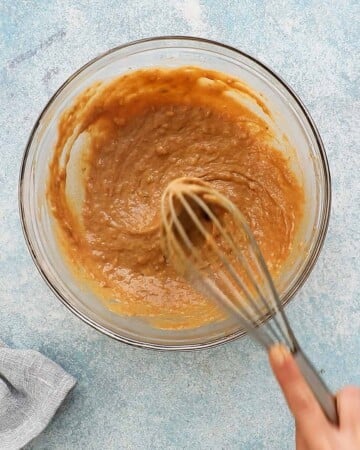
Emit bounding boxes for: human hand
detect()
[269,344,360,449]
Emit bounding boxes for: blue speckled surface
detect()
[1,1,359,449]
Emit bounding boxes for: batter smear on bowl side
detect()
[47,66,304,329]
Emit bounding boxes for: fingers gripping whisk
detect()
[160,177,296,351]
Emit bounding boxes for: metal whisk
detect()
[161,177,338,424]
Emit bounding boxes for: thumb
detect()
[269,344,327,430]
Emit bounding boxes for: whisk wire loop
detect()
[161,178,294,349]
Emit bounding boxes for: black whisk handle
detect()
[294,348,339,425]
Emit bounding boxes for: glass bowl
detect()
[19,37,331,350]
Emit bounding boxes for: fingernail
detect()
[270,344,290,366]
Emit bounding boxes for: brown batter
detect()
[47,66,304,329]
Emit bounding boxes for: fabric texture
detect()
[0,341,76,450]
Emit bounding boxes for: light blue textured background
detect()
[1,1,359,449]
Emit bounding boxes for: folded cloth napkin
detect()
[0,341,76,450]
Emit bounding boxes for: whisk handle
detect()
[294,349,338,425]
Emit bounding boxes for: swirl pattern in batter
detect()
[47,67,304,329]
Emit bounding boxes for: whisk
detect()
[161,177,338,424]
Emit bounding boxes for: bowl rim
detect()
[18,35,331,351]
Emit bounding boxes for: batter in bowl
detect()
[47,67,304,329]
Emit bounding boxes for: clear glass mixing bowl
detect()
[19,37,331,350]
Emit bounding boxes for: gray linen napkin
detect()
[0,341,76,450]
